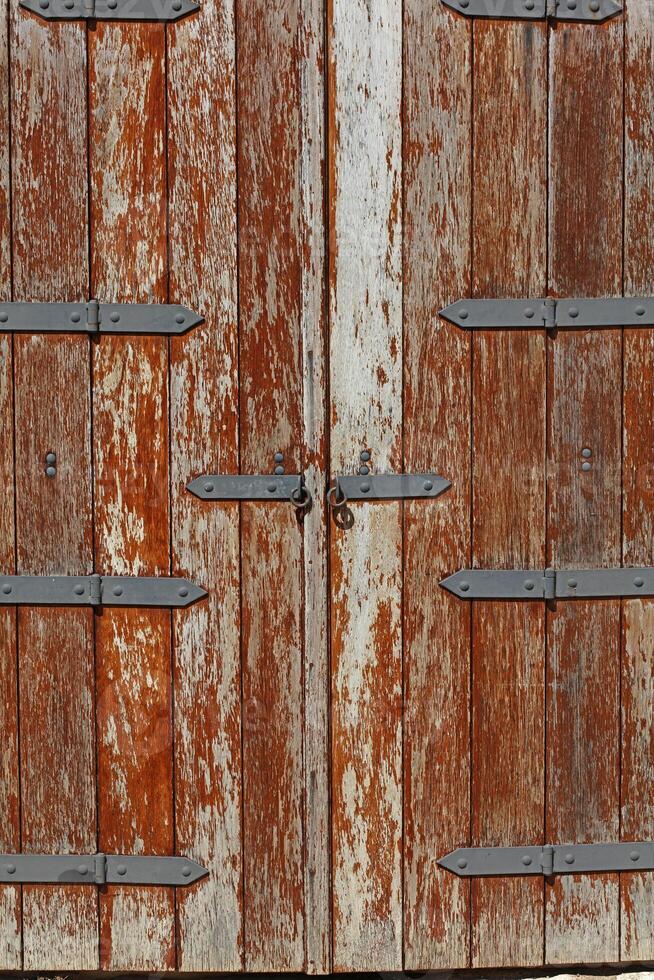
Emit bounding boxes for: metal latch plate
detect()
[187,474,304,502]
[439,842,654,877]
[0,853,208,886]
[20,0,197,19]
[440,297,654,330]
[441,0,621,20]
[0,302,203,335]
[333,473,451,502]
[0,575,207,608]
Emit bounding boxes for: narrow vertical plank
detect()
[403,0,472,969]
[298,0,330,971]
[329,0,403,970]
[471,21,547,969]
[0,0,19,963]
[546,17,623,964]
[167,0,242,971]
[11,10,97,970]
[622,0,654,958]
[236,1,305,969]
[88,23,174,971]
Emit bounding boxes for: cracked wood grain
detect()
[89,21,174,971]
[403,0,472,969]
[546,16,623,965]
[237,2,306,967]
[470,21,547,969]
[329,0,403,970]
[167,0,242,971]
[622,0,654,958]
[10,9,97,969]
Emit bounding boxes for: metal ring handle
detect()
[290,484,312,511]
[326,483,348,509]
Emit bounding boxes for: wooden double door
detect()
[0,0,652,972]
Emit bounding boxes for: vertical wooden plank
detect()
[329,0,403,970]
[403,0,471,970]
[167,0,242,972]
[470,21,547,970]
[0,0,19,964]
[88,23,174,971]
[299,0,330,972]
[622,0,654,958]
[11,9,97,970]
[546,17,623,964]
[237,1,305,969]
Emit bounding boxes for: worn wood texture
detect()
[329,0,403,970]
[11,9,97,971]
[403,0,471,970]
[89,22,174,971]
[546,17,623,965]
[298,0,331,971]
[236,1,306,970]
[0,0,19,964]
[622,0,654,959]
[167,0,242,971]
[471,20,547,969]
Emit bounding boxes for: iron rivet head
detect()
[524,580,535,591]
[46,465,57,478]
[110,313,120,323]
[1,584,11,595]
[568,305,579,317]
[360,482,371,493]
[565,853,575,864]
[524,307,535,318]
[525,0,535,7]
[589,0,599,7]
[45,453,56,465]
[39,0,49,8]
[112,586,123,596]
[6,865,15,875]
[522,855,533,866]
[0,313,8,323]
[274,466,285,475]
[459,581,470,593]
[631,850,640,861]
[360,451,371,463]
[267,483,277,494]
[107,0,117,6]
[274,452,284,463]
[581,447,592,458]
[568,579,578,589]
[359,466,370,476]
[77,864,88,875]
[634,577,644,588]
[64,0,74,7]
[424,480,433,492]
[459,308,469,319]
[172,0,182,8]
[71,312,81,323]
[204,483,214,494]
[457,858,468,869]
[117,864,127,876]
[175,314,185,324]
[581,461,592,472]
[179,586,189,597]
[74,585,85,596]
[182,865,192,877]
[635,305,646,316]
[567,0,577,8]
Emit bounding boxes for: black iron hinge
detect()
[0,301,203,335]
[327,473,451,508]
[441,567,654,600]
[0,852,207,886]
[0,574,206,608]
[442,0,620,20]
[188,474,311,510]
[440,297,654,331]
[440,843,654,877]
[20,0,198,20]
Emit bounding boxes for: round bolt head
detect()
[274,452,284,463]
[459,581,470,593]
[6,864,15,875]
[172,0,182,8]
[568,305,579,317]
[524,307,535,318]
[589,0,600,8]
[360,450,371,462]
[74,585,85,596]
[634,577,644,588]
[204,483,214,494]
[565,853,575,864]
[46,466,57,478]
[424,480,433,492]
[182,865,192,877]
[112,586,123,596]
[117,864,127,876]
[175,314,185,324]
[567,0,577,7]
[581,461,592,472]
[631,850,641,861]
[0,313,8,323]
[567,579,578,589]
[77,864,88,875]
[1,584,12,595]
[71,312,81,323]
[64,1,74,7]
[581,447,592,458]
[635,305,646,316]
[459,308,469,319]
[267,483,278,494]
[178,586,189,598]
[359,466,370,476]
[274,466,285,476]
[45,452,56,465]
[522,854,533,866]
[110,313,120,323]
[39,0,50,8]
[524,580,535,591]
[360,482,371,493]
[457,857,468,869]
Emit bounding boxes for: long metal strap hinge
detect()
[440,843,654,877]
[0,853,207,886]
[441,567,654,600]
[187,473,311,510]
[440,297,654,331]
[20,0,198,20]
[441,0,620,21]
[328,473,451,507]
[0,301,203,335]
[0,574,207,608]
